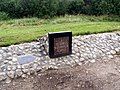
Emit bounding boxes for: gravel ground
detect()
[0,55,120,90]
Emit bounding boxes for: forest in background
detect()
[0,0,120,20]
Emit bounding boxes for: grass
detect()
[0,15,120,47]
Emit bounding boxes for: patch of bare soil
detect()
[0,55,120,90]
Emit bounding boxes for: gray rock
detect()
[0,54,2,60]
[22,69,29,73]
[90,59,96,63]
[21,74,27,78]
[3,60,9,64]
[15,69,23,77]
[115,48,120,52]
[110,50,116,55]
[7,71,15,78]
[108,55,114,58]
[0,72,6,81]
[5,77,11,83]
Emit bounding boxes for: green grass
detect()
[0,15,120,47]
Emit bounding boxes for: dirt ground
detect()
[0,55,120,90]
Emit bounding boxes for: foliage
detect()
[0,12,10,20]
[0,0,120,19]
[67,0,84,15]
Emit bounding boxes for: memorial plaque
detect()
[48,31,72,58]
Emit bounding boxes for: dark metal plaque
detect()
[48,31,72,58]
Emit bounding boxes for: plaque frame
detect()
[48,31,72,58]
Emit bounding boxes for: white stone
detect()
[93,54,97,58]
[30,68,35,74]
[80,58,85,61]
[74,44,77,48]
[110,46,115,50]
[33,63,38,69]
[110,50,116,54]
[0,72,6,81]
[22,69,29,73]
[78,62,82,65]
[72,50,76,54]
[12,56,18,62]
[0,54,2,60]
[0,50,4,53]
[8,61,13,65]
[7,66,11,71]
[108,55,114,58]
[16,69,23,77]
[7,71,15,78]
[7,52,12,56]
[36,66,42,71]
[106,52,111,55]
[27,72,31,75]
[7,57,12,60]
[17,65,22,69]
[76,53,80,56]
[12,65,17,71]
[90,59,95,63]
[5,78,11,84]
[74,59,80,63]
[3,60,9,64]
[1,65,6,72]
[115,48,120,52]
[22,64,29,69]
[21,74,26,78]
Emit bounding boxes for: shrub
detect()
[0,0,119,19]
[67,0,84,15]
[0,12,10,20]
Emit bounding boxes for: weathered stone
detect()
[108,55,114,58]
[106,52,111,55]
[7,65,17,71]
[21,74,27,78]
[90,59,95,63]
[36,66,42,71]
[3,60,9,64]
[76,53,80,56]
[22,69,29,73]
[5,77,11,83]
[115,48,120,52]
[12,56,18,62]
[0,54,2,60]
[80,58,85,62]
[0,50,4,54]
[7,71,15,78]
[1,65,7,72]
[0,72,6,81]
[110,50,116,55]
[22,64,29,69]
[17,65,22,69]
[15,69,23,77]
[8,61,13,65]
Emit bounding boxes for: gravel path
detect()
[0,55,120,90]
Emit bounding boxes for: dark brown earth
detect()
[0,55,120,90]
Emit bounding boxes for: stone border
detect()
[0,32,120,83]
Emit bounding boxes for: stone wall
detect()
[0,32,120,83]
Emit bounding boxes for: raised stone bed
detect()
[0,32,120,83]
